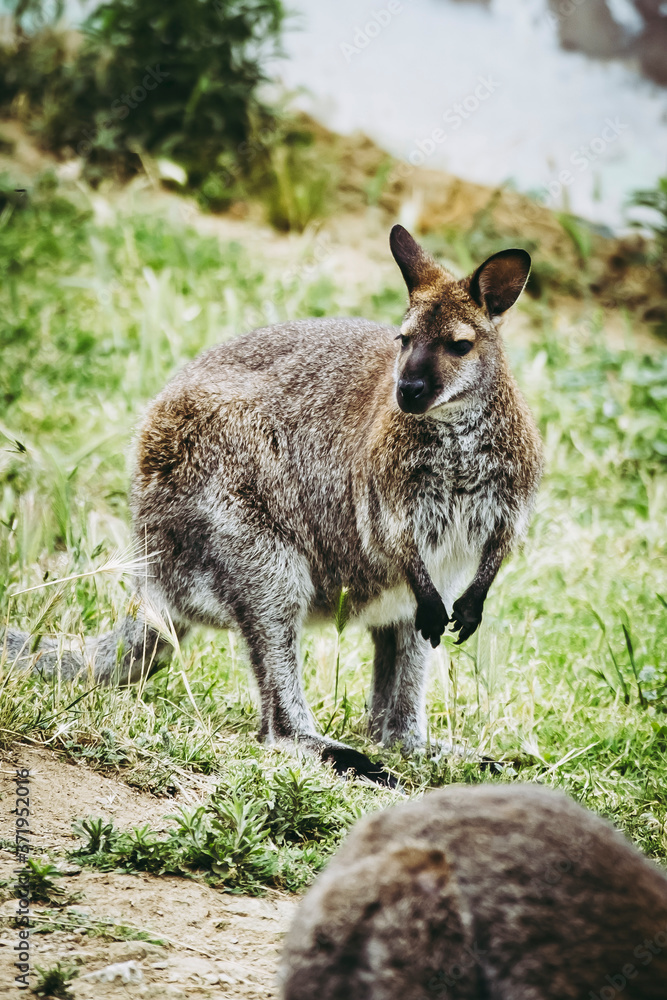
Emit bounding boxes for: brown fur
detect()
[280,783,667,1000]
[5,228,542,785]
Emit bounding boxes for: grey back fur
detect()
[280,783,667,999]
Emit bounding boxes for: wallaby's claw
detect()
[453,624,475,645]
[449,617,478,643]
[450,592,484,644]
[415,593,449,648]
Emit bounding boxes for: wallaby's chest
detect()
[372,413,510,541]
[350,423,507,626]
[357,497,484,627]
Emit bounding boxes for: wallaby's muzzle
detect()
[396,377,427,412]
[396,341,440,414]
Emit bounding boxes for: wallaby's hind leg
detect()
[241,610,315,746]
[369,621,429,752]
[221,538,395,785]
[241,611,396,786]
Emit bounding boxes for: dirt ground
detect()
[0,748,298,998]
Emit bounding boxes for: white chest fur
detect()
[358,512,482,629]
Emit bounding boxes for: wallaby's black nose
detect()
[398,378,425,404]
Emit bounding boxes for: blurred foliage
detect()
[630,177,667,334]
[556,212,593,267]
[536,328,667,466]
[0,0,285,187]
[198,113,336,229]
[631,177,667,250]
[0,0,339,230]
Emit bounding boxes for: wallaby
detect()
[3,226,542,784]
[280,783,667,1000]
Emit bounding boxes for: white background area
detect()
[270,0,667,230]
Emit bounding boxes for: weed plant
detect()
[32,961,77,999]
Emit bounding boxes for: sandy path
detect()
[0,748,297,998]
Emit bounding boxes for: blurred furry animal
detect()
[4,226,542,783]
[280,783,667,1000]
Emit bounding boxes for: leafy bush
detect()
[630,177,667,257]
[1,0,285,187]
[629,176,667,334]
[17,858,68,904]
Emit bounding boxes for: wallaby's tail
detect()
[1,602,178,686]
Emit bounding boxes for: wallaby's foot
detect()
[450,589,484,644]
[414,592,448,648]
[322,745,397,788]
[381,730,425,756]
[294,735,398,788]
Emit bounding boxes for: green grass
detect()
[1,175,666,886]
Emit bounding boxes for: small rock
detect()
[80,959,143,984]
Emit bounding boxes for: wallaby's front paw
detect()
[415,593,449,648]
[450,592,484,644]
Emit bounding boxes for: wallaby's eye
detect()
[449,340,474,356]
[399,334,410,349]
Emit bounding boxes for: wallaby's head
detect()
[390,225,531,415]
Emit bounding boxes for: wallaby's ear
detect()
[390,225,444,295]
[468,248,531,317]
